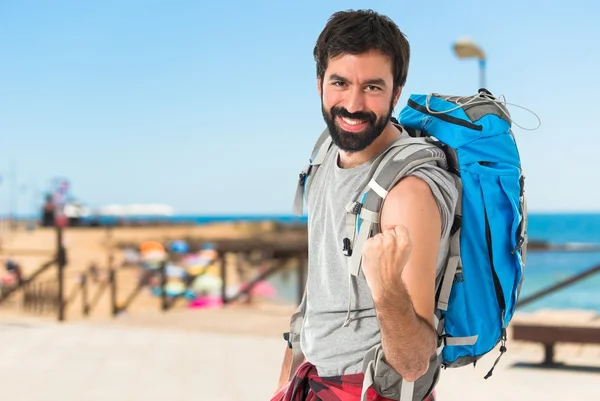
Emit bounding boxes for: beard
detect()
[321,97,394,152]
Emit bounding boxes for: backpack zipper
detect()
[483,206,506,314]
[483,204,508,379]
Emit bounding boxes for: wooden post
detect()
[238,253,252,304]
[56,226,65,322]
[110,268,118,317]
[106,225,114,269]
[81,274,89,316]
[543,343,555,365]
[160,259,168,311]
[21,282,27,309]
[220,254,227,305]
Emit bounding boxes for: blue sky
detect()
[0,0,598,215]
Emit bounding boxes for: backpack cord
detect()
[424,91,542,131]
[483,341,507,379]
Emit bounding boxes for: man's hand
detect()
[361,225,412,303]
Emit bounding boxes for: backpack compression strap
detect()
[292,128,333,216]
[436,228,478,349]
[284,289,307,381]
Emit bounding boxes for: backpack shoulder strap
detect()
[346,136,448,276]
[354,136,451,401]
[292,128,333,215]
[286,128,332,373]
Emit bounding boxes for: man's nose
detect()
[344,87,366,113]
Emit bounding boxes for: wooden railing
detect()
[516,262,600,308]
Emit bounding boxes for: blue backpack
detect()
[289,89,530,399]
[397,89,528,377]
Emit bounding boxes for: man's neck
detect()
[338,122,402,169]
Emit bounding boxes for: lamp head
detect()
[453,37,486,59]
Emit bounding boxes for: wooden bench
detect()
[512,322,600,365]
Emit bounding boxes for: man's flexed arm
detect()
[361,176,441,382]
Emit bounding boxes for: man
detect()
[273,9,458,401]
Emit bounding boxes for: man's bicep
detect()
[380,176,442,326]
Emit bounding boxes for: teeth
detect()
[341,117,365,126]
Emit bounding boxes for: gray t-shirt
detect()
[300,131,459,377]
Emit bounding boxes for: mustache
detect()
[330,107,376,123]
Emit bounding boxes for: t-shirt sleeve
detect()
[408,162,459,244]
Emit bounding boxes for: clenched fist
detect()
[361,225,412,302]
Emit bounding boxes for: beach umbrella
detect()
[239,280,276,297]
[191,274,222,295]
[165,281,186,296]
[140,241,166,264]
[188,295,223,309]
[170,240,189,253]
[140,240,164,253]
[165,263,186,279]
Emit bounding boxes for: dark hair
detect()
[314,9,410,89]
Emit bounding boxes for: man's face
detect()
[319,49,400,153]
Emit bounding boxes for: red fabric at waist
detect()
[271,362,436,401]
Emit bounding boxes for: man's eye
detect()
[366,85,381,91]
[331,81,345,87]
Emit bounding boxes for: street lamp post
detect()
[453,37,486,89]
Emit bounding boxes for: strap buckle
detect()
[298,165,313,186]
[342,237,352,257]
[283,332,292,349]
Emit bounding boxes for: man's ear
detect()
[393,87,403,109]
[317,78,323,97]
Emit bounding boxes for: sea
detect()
[87,212,600,313]
[512,213,600,313]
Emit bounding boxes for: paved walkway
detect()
[1,316,599,401]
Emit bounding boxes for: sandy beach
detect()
[1,223,599,400]
[1,306,599,401]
